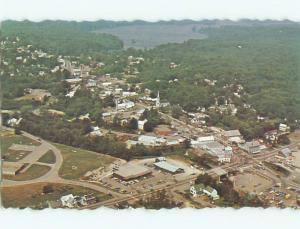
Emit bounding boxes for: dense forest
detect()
[1,20,123,55]
[135,25,300,121]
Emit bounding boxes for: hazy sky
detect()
[0,0,299,21]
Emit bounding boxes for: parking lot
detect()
[90,158,201,195]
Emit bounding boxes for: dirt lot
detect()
[1,182,111,209]
[234,172,273,194]
[289,130,300,142]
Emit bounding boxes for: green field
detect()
[0,130,40,154]
[38,150,56,164]
[2,150,31,162]
[3,164,51,181]
[2,182,112,209]
[55,143,116,180]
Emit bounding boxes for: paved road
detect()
[2,130,123,197]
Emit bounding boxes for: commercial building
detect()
[222,129,244,144]
[153,161,184,174]
[239,141,261,154]
[113,164,152,181]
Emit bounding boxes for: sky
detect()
[0,0,299,22]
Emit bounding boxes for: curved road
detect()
[1,131,123,197]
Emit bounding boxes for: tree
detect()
[171,105,183,119]
[42,184,54,194]
[138,190,177,209]
[128,118,138,130]
[14,127,21,135]
[195,173,216,187]
[278,135,290,145]
[143,121,154,132]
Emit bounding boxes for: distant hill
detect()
[92,19,298,49]
[1,19,298,51]
[0,20,124,55]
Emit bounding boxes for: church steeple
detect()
[156,91,160,108]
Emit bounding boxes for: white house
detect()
[138,119,147,130]
[279,123,290,132]
[190,184,219,200]
[89,126,103,137]
[122,91,138,97]
[7,118,22,127]
[116,100,135,110]
[60,194,77,208]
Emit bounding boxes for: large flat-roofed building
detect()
[153,161,184,174]
[113,164,152,181]
[239,141,261,154]
[2,161,25,176]
[222,129,244,144]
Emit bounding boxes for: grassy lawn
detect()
[3,150,31,162]
[2,182,112,209]
[0,129,40,154]
[55,143,116,180]
[3,164,51,181]
[38,150,56,164]
[167,154,194,165]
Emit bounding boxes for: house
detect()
[122,91,138,97]
[279,123,290,132]
[239,141,261,154]
[191,136,215,148]
[203,186,220,200]
[60,194,77,208]
[126,140,139,149]
[7,117,22,127]
[86,79,97,87]
[89,126,103,137]
[155,157,166,162]
[78,113,90,121]
[190,184,219,200]
[116,100,135,110]
[280,148,291,158]
[190,183,205,197]
[64,78,82,84]
[264,130,279,144]
[79,194,97,206]
[138,119,147,130]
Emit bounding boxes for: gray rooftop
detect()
[223,130,241,137]
[114,164,151,179]
[154,161,183,173]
